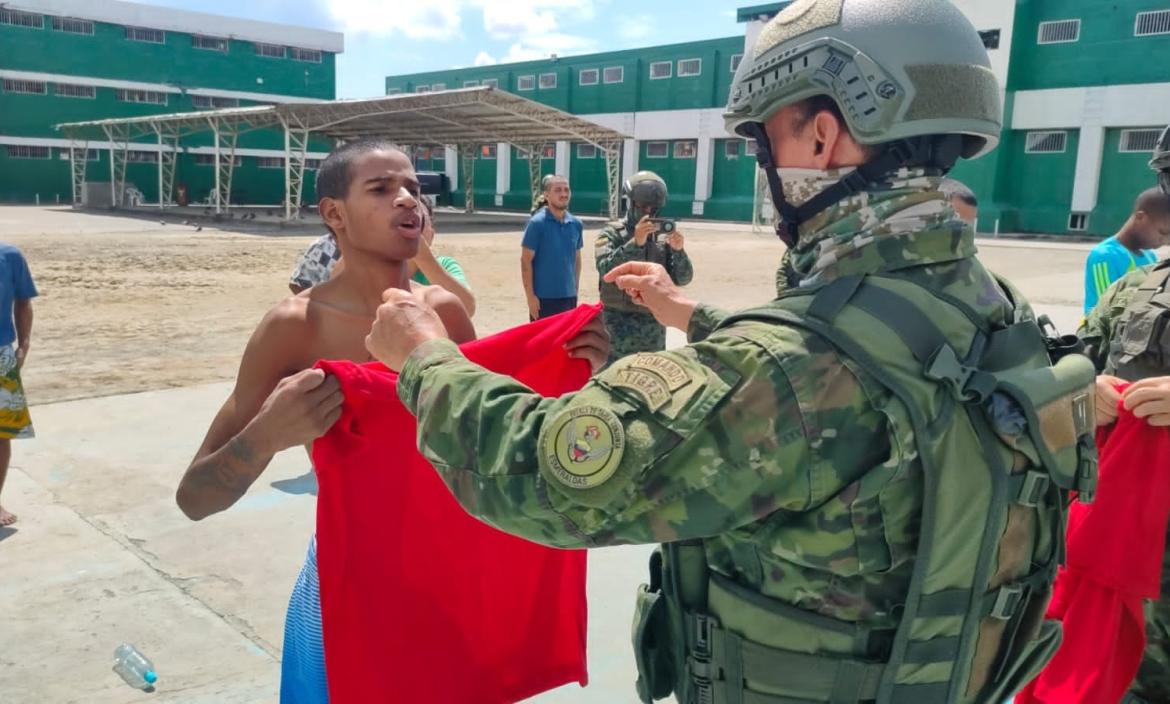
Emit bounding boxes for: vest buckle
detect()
[925,345,996,402]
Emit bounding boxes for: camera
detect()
[648,218,676,235]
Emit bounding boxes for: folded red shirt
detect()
[313,305,601,703]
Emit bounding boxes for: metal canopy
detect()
[55,87,630,219]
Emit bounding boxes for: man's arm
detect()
[574,249,582,297]
[176,306,342,520]
[424,287,477,345]
[666,237,694,287]
[13,299,32,369]
[395,330,838,548]
[414,242,477,317]
[521,248,539,319]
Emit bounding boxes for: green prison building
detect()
[0,0,342,207]
[386,0,1170,238]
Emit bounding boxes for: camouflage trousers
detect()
[1129,542,1170,702]
[602,309,666,366]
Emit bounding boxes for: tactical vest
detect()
[631,273,1098,704]
[1105,259,1170,381]
[598,222,675,313]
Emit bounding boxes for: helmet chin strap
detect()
[742,122,963,249]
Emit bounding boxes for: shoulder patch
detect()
[627,353,693,391]
[542,406,625,490]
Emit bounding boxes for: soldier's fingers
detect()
[1123,387,1170,412]
[1122,376,1170,395]
[1131,398,1170,420]
[614,274,657,293]
[564,329,608,354]
[604,262,655,282]
[1146,413,1170,427]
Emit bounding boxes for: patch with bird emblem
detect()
[542,406,625,489]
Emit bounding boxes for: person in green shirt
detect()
[408,199,476,317]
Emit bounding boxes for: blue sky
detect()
[138,0,744,98]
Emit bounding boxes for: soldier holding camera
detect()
[595,171,693,365]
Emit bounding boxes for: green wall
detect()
[707,139,755,221]
[1093,128,1165,236]
[639,141,696,219]
[1009,0,1170,91]
[1000,129,1080,234]
[569,146,611,216]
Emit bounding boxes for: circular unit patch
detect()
[543,406,626,490]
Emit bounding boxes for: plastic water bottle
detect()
[113,643,158,690]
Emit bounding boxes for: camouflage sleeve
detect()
[397,329,828,549]
[1078,271,1140,372]
[594,226,644,276]
[687,303,731,343]
[667,247,694,287]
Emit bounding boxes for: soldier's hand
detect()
[1095,375,1123,427]
[604,261,697,331]
[1123,376,1170,427]
[633,216,656,246]
[666,231,685,251]
[248,369,343,455]
[564,315,610,373]
[366,288,449,372]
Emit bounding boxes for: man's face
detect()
[330,149,422,262]
[1134,210,1170,249]
[764,104,824,169]
[546,180,571,210]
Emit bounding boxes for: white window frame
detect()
[290,47,322,63]
[192,35,228,52]
[674,140,698,159]
[256,156,285,169]
[1025,130,1068,154]
[124,26,165,44]
[3,79,47,95]
[59,148,100,161]
[55,83,96,99]
[305,158,323,170]
[479,144,498,160]
[115,88,167,105]
[1037,19,1081,44]
[255,42,285,58]
[125,150,159,164]
[539,72,558,89]
[724,141,740,159]
[51,16,93,35]
[745,140,759,156]
[1120,128,1164,153]
[386,87,402,95]
[541,143,556,159]
[7,145,51,159]
[603,66,624,84]
[645,141,669,159]
[192,95,239,109]
[730,54,743,72]
[1135,9,1170,37]
[0,9,44,29]
[578,68,600,86]
[677,58,702,77]
[649,61,673,80]
[482,78,499,89]
[1068,213,1089,231]
[576,144,598,159]
[193,154,241,166]
[517,75,536,91]
[463,80,480,88]
[414,85,432,94]
[431,83,446,91]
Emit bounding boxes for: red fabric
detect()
[1017,389,1170,704]
[313,305,601,704]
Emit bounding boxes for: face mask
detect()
[775,167,857,208]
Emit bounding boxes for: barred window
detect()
[482,78,499,89]
[192,95,239,109]
[255,42,285,58]
[578,69,599,86]
[649,61,672,80]
[59,148,100,161]
[256,157,285,169]
[678,58,702,77]
[730,54,743,72]
[479,144,497,159]
[7,145,51,159]
[193,35,228,52]
[116,89,167,105]
[1025,131,1068,153]
[56,83,96,99]
[386,87,402,95]
[305,158,323,170]
[464,80,480,88]
[539,73,557,89]
[51,17,93,34]
[193,154,242,166]
[674,141,697,159]
[431,82,446,91]
[646,141,669,158]
[1121,129,1162,153]
[724,141,740,159]
[603,66,624,84]
[1135,9,1170,36]
[0,9,43,28]
[290,47,322,63]
[576,144,597,159]
[126,151,159,163]
[517,75,536,91]
[3,79,47,95]
[1037,19,1080,44]
[125,26,165,43]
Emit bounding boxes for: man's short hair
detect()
[1134,186,1170,218]
[543,175,569,194]
[940,179,978,208]
[316,139,403,202]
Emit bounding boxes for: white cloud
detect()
[325,0,464,40]
[618,15,654,41]
[479,0,595,39]
[473,51,498,66]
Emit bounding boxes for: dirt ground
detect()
[0,206,1091,405]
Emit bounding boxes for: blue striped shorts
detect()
[280,535,329,704]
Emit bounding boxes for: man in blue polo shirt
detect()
[1084,187,1170,313]
[521,175,583,320]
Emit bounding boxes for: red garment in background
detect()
[313,305,601,703]
[1017,392,1170,704]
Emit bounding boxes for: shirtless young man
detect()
[175,139,608,701]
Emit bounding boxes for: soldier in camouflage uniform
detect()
[1080,124,1170,704]
[596,171,694,365]
[367,2,1097,702]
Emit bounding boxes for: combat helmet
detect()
[725,0,1002,244]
